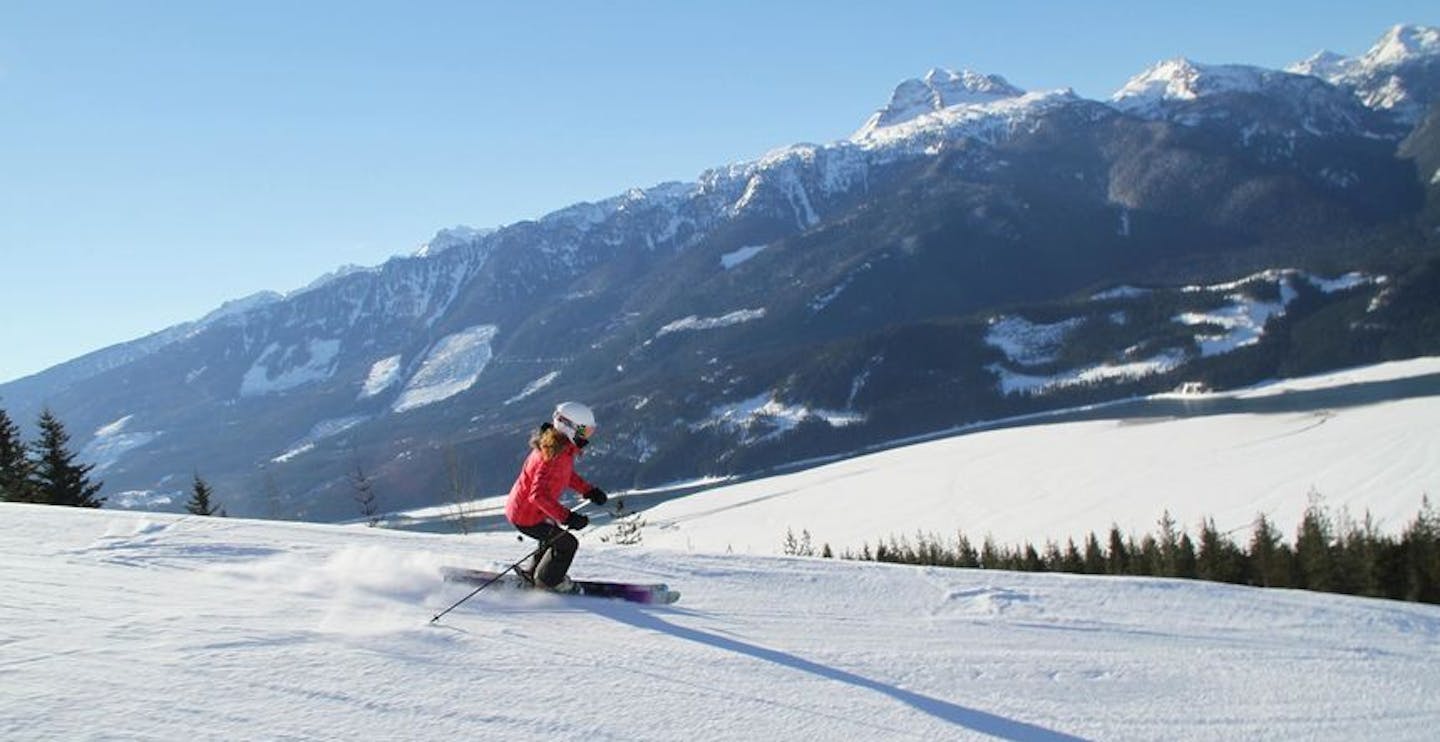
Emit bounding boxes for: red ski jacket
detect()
[504,441,593,528]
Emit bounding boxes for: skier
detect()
[504,401,609,592]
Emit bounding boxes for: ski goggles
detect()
[556,414,593,440]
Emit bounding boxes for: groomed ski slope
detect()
[3,502,1439,741]
[6,357,1440,740]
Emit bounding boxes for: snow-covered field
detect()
[5,357,1440,740]
[621,357,1440,555]
[4,503,1439,741]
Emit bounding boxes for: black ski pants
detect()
[515,521,578,587]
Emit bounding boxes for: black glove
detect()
[583,487,608,506]
[564,511,589,530]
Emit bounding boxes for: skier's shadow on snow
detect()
[596,605,1087,742]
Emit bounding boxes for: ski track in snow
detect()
[3,504,1440,740]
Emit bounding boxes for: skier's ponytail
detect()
[530,423,568,460]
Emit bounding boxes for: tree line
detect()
[0,406,104,507]
[786,494,1440,605]
[0,405,225,516]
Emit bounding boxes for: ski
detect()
[440,566,680,605]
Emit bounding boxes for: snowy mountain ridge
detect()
[1287,23,1440,124]
[414,225,497,258]
[852,68,1027,137]
[1111,57,1397,140]
[31,22,1435,399]
[1112,58,1273,109]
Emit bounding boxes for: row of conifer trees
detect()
[786,495,1440,605]
[0,406,104,507]
[1,405,228,516]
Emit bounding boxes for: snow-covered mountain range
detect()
[2,24,1438,521]
[1290,24,1440,124]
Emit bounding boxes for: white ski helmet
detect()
[552,401,597,442]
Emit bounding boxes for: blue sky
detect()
[0,1,1433,384]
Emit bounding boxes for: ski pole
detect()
[428,501,595,624]
[429,540,548,624]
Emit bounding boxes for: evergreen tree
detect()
[1042,541,1064,571]
[1295,497,1338,591]
[185,473,222,516]
[1196,518,1245,584]
[838,500,1440,606]
[1157,511,1180,576]
[1106,525,1129,575]
[980,535,1000,569]
[1400,496,1440,603]
[30,409,103,508]
[350,464,380,527]
[1248,514,1288,588]
[1335,511,1385,597]
[1061,538,1085,573]
[1175,533,1198,579]
[1136,535,1160,576]
[1022,543,1044,572]
[0,406,35,502]
[1083,532,1106,574]
[955,533,980,568]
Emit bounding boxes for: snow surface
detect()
[987,351,1188,396]
[850,89,1078,152]
[1091,286,1150,301]
[1111,58,1269,115]
[296,264,379,296]
[1293,24,1440,82]
[854,68,1026,136]
[359,355,403,399]
[1174,269,1379,358]
[654,309,766,338]
[194,291,282,327]
[985,271,1378,395]
[240,340,343,397]
[80,415,160,473]
[505,371,561,405]
[1109,55,1390,140]
[392,325,498,413]
[697,393,865,443]
[1230,355,1439,399]
[1175,289,1294,358]
[985,315,1085,367]
[1286,24,1440,123]
[630,357,1440,555]
[1364,25,1440,68]
[272,416,371,463]
[809,262,873,312]
[719,244,767,270]
[416,225,496,258]
[5,477,1440,740]
[270,442,315,464]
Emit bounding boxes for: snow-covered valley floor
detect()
[3,502,1439,740]
[621,357,1440,555]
